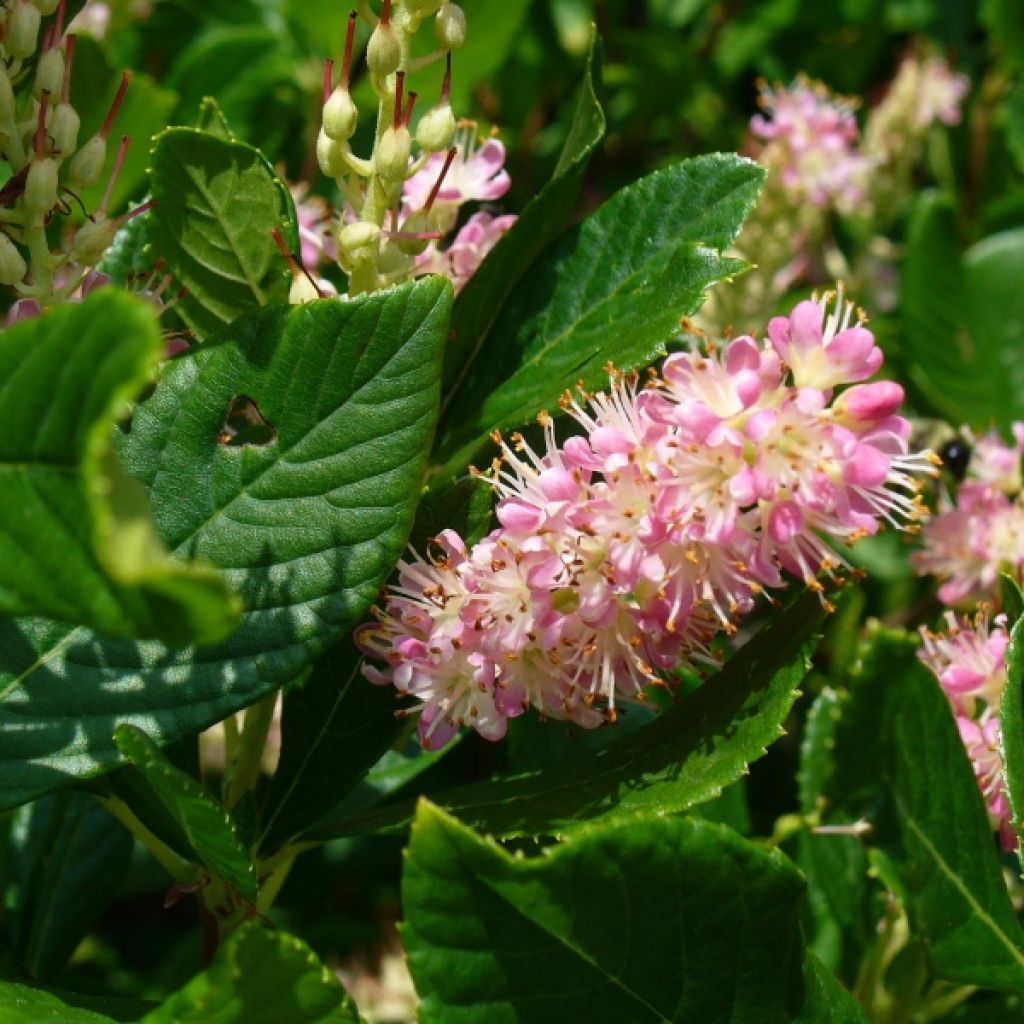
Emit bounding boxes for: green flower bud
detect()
[50,101,80,156]
[0,73,16,122]
[7,1,42,60]
[337,220,381,273]
[395,211,433,256]
[323,86,358,142]
[435,3,467,49]
[68,134,107,189]
[289,272,321,305]
[0,231,27,286]
[24,157,58,218]
[33,46,63,99]
[377,237,413,277]
[70,216,117,267]
[316,128,346,178]
[367,22,401,78]
[375,125,411,184]
[415,101,455,152]
[31,0,61,14]
[407,0,444,15]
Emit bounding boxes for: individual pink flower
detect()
[750,77,872,212]
[403,127,510,211]
[971,423,1024,495]
[414,211,516,293]
[915,57,969,129]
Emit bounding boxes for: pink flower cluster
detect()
[750,77,871,212]
[912,424,1024,605]
[402,125,516,293]
[909,56,970,129]
[918,610,1014,848]
[357,289,932,750]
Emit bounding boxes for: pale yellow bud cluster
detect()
[0,0,151,312]
[314,0,466,297]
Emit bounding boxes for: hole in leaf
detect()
[218,395,277,447]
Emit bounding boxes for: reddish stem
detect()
[322,57,334,105]
[403,90,417,127]
[99,135,130,214]
[61,33,76,103]
[380,0,391,26]
[100,71,131,139]
[34,91,50,159]
[393,69,405,130]
[424,147,457,210]
[342,10,357,85]
[442,51,451,101]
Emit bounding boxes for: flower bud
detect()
[377,238,412,276]
[0,232,27,286]
[415,101,455,152]
[395,211,433,255]
[0,73,16,122]
[70,216,117,267]
[31,0,61,14]
[407,0,444,15]
[316,128,346,178]
[34,46,63,99]
[367,21,401,78]
[50,101,80,156]
[375,124,411,183]
[289,272,321,305]
[337,220,381,272]
[323,86,358,142]
[7,1,42,60]
[24,156,58,218]
[68,134,107,188]
[435,3,467,49]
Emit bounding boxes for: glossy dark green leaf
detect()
[0,982,115,1024]
[309,590,823,841]
[96,211,154,288]
[195,96,236,140]
[433,154,763,478]
[0,289,238,646]
[410,474,494,549]
[403,800,832,1023]
[5,792,132,979]
[835,627,1024,992]
[441,30,605,407]
[139,923,359,1023]
[114,724,257,901]
[0,280,450,814]
[148,127,299,340]
[1001,615,1024,851]
[792,954,869,1024]
[1002,573,1024,624]
[257,642,404,852]
[903,193,1024,431]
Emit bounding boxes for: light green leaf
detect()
[0,981,116,1023]
[0,280,451,814]
[433,155,763,479]
[148,127,299,341]
[5,792,132,979]
[441,29,605,414]
[403,800,841,1023]
[308,589,823,841]
[0,289,238,646]
[114,724,257,901]
[836,627,1024,992]
[1001,614,1024,852]
[140,923,359,1023]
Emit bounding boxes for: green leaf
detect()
[1001,615,1024,852]
[309,589,823,841]
[148,127,299,341]
[1002,573,1024,624]
[114,724,257,901]
[96,208,154,288]
[793,953,869,1024]
[257,642,404,852]
[902,193,1024,431]
[403,800,827,1023]
[836,627,1024,992]
[5,792,132,979]
[140,923,359,1023]
[433,154,764,479]
[410,474,494,549]
[0,289,238,646]
[0,280,451,814]
[0,981,116,1023]
[195,96,236,140]
[438,30,605,412]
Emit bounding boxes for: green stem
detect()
[223,693,278,809]
[93,793,200,885]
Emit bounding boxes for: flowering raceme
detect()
[357,288,933,750]
[918,610,1014,848]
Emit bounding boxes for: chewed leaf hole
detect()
[218,395,277,447]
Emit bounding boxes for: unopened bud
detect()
[395,211,433,255]
[375,125,411,183]
[367,22,401,78]
[50,101,80,155]
[337,220,381,271]
[0,74,16,122]
[316,128,346,178]
[70,216,117,267]
[31,0,61,14]
[435,3,467,49]
[24,157,58,218]
[407,0,444,15]
[289,272,321,305]
[0,232,27,286]
[378,238,412,276]
[68,134,107,188]
[323,86,358,142]
[34,46,63,99]
[8,1,42,59]
[416,102,455,152]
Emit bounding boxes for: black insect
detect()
[939,439,972,481]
